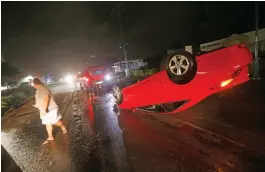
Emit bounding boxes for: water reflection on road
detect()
[93,93,131,172]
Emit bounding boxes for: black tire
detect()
[163,51,197,85]
[112,85,123,105]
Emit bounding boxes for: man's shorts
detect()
[40,108,62,125]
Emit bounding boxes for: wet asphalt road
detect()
[2,79,265,172]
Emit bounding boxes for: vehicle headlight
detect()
[64,75,74,83]
[104,74,112,81]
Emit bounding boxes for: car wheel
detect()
[164,51,197,84]
[112,85,123,104]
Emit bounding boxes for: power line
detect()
[102,6,116,34]
[88,4,119,62]
[101,3,123,39]
[116,4,129,76]
[97,4,121,51]
[253,2,260,79]
[99,3,129,76]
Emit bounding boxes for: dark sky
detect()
[1,1,265,77]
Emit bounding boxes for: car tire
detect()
[163,51,197,85]
[112,85,123,105]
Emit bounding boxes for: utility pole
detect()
[253,2,260,79]
[116,4,129,76]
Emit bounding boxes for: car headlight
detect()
[64,75,74,83]
[104,74,112,81]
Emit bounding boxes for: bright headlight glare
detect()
[104,74,112,81]
[65,75,73,83]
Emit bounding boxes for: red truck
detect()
[78,65,112,92]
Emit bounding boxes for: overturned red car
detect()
[113,44,253,114]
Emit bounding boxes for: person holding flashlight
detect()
[32,78,67,144]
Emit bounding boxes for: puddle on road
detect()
[68,90,102,172]
[93,94,131,172]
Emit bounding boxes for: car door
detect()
[122,77,157,108]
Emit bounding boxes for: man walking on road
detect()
[32,78,67,144]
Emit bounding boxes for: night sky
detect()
[2,1,265,78]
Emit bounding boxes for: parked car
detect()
[112,44,253,114]
[19,82,30,87]
[79,65,113,92]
